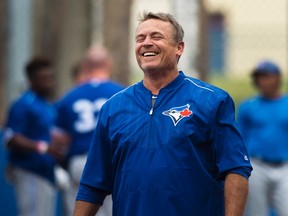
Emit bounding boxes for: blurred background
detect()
[0,0,287,215]
[1,0,287,122]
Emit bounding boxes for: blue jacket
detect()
[77,72,252,216]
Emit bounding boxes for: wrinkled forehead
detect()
[136,19,174,36]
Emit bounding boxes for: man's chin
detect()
[140,64,160,73]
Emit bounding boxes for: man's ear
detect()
[176,41,184,63]
[177,41,185,56]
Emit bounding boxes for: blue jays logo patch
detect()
[162,104,193,126]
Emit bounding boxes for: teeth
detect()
[143,52,157,57]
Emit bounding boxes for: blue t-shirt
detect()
[77,72,252,216]
[5,90,56,183]
[238,95,288,162]
[54,80,124,164]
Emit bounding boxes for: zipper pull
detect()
[149,107,153,115]
[150,94,157,116]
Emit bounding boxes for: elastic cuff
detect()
[36,141,49,154]
[76,183,108,205]
[224,166,252,180]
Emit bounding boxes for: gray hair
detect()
[138,11,184,44]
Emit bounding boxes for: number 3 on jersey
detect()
[73,98,107,133]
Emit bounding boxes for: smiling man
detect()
[74,12,252,216]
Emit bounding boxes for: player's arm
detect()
[73,200,100,216]
[6,132,66,160]
[6,132,40,152]
[213,94,251,215]
[224,173,248,216]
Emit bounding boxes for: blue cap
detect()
[252,60,281,76]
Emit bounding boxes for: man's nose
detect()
[142,37,153,46]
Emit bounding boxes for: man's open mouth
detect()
[142,52,159,57]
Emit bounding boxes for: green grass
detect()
[208,74,288,108]
[208,75,257,107]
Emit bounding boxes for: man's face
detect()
[135,19,184,73]
[31,67,55,97]
[254,73,281,95]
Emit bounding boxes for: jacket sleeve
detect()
[76,105,113,204]
[213,94,252,180]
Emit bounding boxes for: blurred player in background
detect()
[71,61,88,86]
[53,46,125,216]
[238,60,288,216]
[4,57,66,216]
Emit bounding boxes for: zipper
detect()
[149,94,157,115]
[148,94,158,148]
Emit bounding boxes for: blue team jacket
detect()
[77,71,252,216]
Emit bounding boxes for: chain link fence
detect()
[205,0,288,78]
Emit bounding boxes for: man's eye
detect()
[152,35,163,40]
[136,37,145,43]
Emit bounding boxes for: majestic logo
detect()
[162,104,193,126]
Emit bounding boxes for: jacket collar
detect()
[137,71,185,94]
